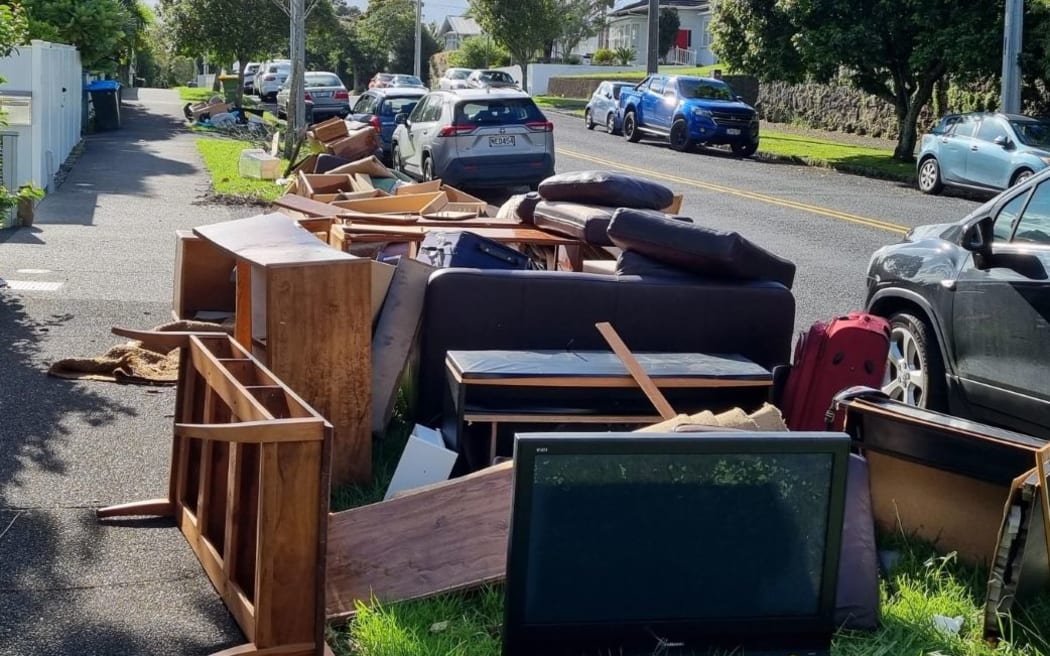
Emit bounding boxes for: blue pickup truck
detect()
[618,74,760,156]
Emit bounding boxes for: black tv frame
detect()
[503,431,850,656]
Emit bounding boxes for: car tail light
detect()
[369,115,382,132]
[335,90,349,99]
[304,92,312,101]
[437,124,477,137]
[526,120,554,132]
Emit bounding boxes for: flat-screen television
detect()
[503,432,850,656]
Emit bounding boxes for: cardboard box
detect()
[188,100,228,120]
[311,116,350,143]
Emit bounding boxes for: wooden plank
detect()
[265,261,372,485]
[190,338,274,423]
[371,258,434,439]
[325,462,514,620]
[1038,444,1050,569]
[595,322,676,420]
[273,193,350,218]
[174,419,326,443]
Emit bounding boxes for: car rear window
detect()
[450,70,470,79]
[306,74,342,87]
[455,98,545,125]
[481,71,514,83]
[384,96,422,115]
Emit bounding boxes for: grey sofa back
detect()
[416,268,796,424]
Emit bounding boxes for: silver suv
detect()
[390,89,555,189]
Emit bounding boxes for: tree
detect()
[0,3,28,58]
[711,0,1002,161]
[448,36,510,69]
[159,0,286,106]
[658,7,679,60]
[469,0,561,92]
[553,0,613,61]
[355,0,440,84]
[22,0,135,72]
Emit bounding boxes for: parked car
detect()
[866,166,1050,438]
[390,74,427,89]
[438,67,474,90]
[349,87,427,162]
[584,81,635,135]
[466,69,519,90]
[390,89,555,189]
[241,62,261,94]
[256,60,290,101]
[369,73,395,89]
[916,112,1050,195]
[618,75,759,156]
[277,71,350,121]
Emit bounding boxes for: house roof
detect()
[610,0,708,16]
[439,15,482,37]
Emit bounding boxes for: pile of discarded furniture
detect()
[92,164,1050,656]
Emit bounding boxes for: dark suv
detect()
[866,167,1050,438]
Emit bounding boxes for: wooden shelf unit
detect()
[189,213,374,486]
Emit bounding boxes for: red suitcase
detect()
[781,312,890,431]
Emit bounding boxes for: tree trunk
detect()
[235,51,246,108]
[892,62,946,162]
[513,53,529,93]
[543,41,554,63]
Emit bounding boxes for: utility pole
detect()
[286,0,306,158]
[1001,0,1023,114]
[646,0,659,74]
[414,0,423,79]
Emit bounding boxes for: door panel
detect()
[951,180,1050,431]
[967,118,1013,189]
[939,117,978,184]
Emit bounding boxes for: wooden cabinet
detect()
[189,213,374,486]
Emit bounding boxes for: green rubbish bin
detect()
[219,75,241,104]
[86,80,121,131]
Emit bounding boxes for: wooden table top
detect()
[194,212,360,268]
[338,224,580,246]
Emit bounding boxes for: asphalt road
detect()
[539,111,985,332]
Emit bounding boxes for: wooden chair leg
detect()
[96,498,174,519]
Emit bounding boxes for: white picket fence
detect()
[0,40,82,192]
[670,46,697,67]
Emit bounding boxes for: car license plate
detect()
[727,128,741,135]
[489,136,515,147]
[312,91,332,98]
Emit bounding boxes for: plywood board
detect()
[369,260,395,325]
[866,451,1009,565]
[370,257,434,438]
[325,462,513,620]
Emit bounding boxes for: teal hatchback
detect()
[917,112,1050,194]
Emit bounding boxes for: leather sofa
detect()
[415,268,796,425]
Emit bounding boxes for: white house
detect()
[437,15,483,51]
[606,0,717,66]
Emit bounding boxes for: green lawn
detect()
[176,86,217,102]
[195,138,288,203]
[563,64,730,79]
[330,542,1050,656]
[533,96,588,115]
[757,131,914,182]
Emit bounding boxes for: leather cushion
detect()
[615,250,696,280]
[537,171,675,211]
[607,208,797,288]
[533,201,617,245]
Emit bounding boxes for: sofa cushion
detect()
[495,192,542,225]
[538,171,675,211]
[615,250,696,280]
[607,208,797,289]
[533,201,617,246]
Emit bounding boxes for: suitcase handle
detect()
[476,241,521,265]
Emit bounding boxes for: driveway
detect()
[0,89,248,655]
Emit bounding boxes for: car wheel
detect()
[730,141,758,157]
[669,118,694,152]
[422,156,434,181]
[1012,168,1034,186]
[882,312,946,410]
[585,109,595,130]
[623,110,641,143]
[606,112,619,135]
[917,157,944,194]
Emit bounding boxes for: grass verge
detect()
[756,131,914,182]
[176,86,217,102]
[195,138,287,204]
[563,64,729,80]
[329,542,1050,656]
[533,96,587,117]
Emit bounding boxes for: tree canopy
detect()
[0,3,28,58]
[711,0,1003,160]
[21,0,144,72]
[469,0,560,91]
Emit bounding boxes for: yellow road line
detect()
[556,147,910,235]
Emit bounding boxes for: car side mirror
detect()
[736,95,745,102]
[394,113,408,125]
[963,217,994,263]
[994,135,1014,149]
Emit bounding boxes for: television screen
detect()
[507,434,849,644]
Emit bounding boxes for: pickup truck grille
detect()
[711,111,754,129]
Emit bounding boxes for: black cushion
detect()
[615,250,696,280]
[607,208,797,289]
[533,202,617,246]
[538,171,675,211]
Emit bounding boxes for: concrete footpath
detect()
[0,89,250,655]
